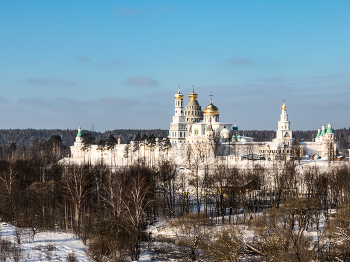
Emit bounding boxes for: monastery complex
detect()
[69,87,338,164]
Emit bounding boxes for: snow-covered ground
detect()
[0,223,90,262]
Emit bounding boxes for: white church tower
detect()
[169,86,187,144]
[70,124,84,159]
[74,124,83,146]
[273,100,293,145]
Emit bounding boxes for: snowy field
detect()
[0,223,180,262]
[0,223,90,262]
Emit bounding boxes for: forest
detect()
[0,127,349,155]
[0,133,349,261]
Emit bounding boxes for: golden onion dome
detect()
[188,87,198,101]
[174,86,184,100]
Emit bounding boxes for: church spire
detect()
[77,124,82,137]
[316,126,321,138]
[282,99,286,111]
[320,122,326,136]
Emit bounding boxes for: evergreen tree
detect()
[81,133,95,164]
[106,134,118,166]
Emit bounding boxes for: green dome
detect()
[326,121,333,134]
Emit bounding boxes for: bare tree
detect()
[63,165,92,235]
[185,140,207,213]
[0,163,17,220]
[203,227,251,261]
[291,141,303,164]
[123,175,153,260]
[169,213,210,261]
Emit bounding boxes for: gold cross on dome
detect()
[209,92,214,103]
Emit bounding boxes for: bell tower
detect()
[169,86,187,144]
[273,100,293,145]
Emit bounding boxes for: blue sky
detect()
[0,1,350,132]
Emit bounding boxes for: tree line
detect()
[0,127,349,154]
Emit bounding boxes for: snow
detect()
[0,223,91,261]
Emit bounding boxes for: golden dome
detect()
[174,86,184,100]
[203,103,219,114]
[188,86,198,101]
[203,92,219,114]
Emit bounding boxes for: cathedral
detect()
[169,87,253,145]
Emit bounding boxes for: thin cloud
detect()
[51,78,77,87]
[222,58,252,66]
[26,78,51,85]
[115,7,146,17]
[259,77,286,83]
[0,104,21,113]
[75,56,92,63]
[54,97,84,106]
[307,73,344,80]
[25,78,77,87]
[0,97,8,103]
[19,98,50,106]
[97,97,139,108]
[95,59,129,69]
[55,96,140,110]
[123,76,159,87]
